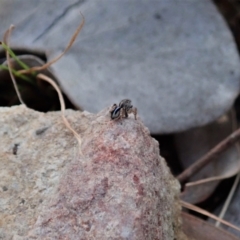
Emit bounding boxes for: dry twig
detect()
[215,109,240,227]
[177,127,240,183]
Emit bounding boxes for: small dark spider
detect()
[110,99,137,120]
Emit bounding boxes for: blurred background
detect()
[1,0,240,238]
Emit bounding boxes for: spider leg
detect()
[124,107,128,118]
[127,107,137,120]
[119,107,125,119]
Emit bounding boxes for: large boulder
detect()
[0,105,186,239]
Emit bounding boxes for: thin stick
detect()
[18,13,85,75]
[216,109,240,227]
[3,25,25,105]
[181,200,240,232]
[37,74,82,155]
[216,172,240,228]
[177,127,240,183]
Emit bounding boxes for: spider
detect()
[110,99,137,120]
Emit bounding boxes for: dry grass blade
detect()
[185,172,238,187]
[2,18,84,155]
[18,13,85,75]
[37,73,83,155]
[181,200,240,233]
[3,25,25,105]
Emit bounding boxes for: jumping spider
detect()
[110,99,137,120]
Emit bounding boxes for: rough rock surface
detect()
[0,105,186,240]
[0,0,239,134]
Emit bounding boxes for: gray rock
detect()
[1,0,239,133]
[0,105,186,240]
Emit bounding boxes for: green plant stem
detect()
[1,42,29,70]
[0,65,32,82]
